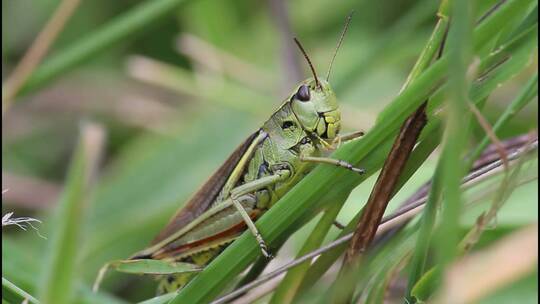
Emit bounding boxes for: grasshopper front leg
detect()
[315,130,365,150]
[302,130,365,174]
[332,130,365,148]
[229,169,291,258]
[300,155,365,174]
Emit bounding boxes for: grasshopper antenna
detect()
[293,37,321,88]
[326,11,353,82]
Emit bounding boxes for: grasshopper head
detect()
[290,78,341,141]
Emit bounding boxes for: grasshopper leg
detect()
[228,170,291,259]
[300,156,365,174]
[329,130,365,150]
[231,196,273,259]
[334,130,365,144]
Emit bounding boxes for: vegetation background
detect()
[2,0,537,303]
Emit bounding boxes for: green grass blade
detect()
[2,277,40,304]
[435,0,476,268]
[38,124,104,304]
[399,1,450,92]
[410,267,440,302]
[406,164,443,301]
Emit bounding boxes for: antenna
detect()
[293,37,321,88]
[326,12,353,82]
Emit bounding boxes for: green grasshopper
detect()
[99,18,364,294]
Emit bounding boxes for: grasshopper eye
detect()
[295,85,310,102]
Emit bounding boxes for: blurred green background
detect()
[2,0,537,303]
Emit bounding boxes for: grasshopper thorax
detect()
[290,78,341,140]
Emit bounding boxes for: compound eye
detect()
[295,85,310,102]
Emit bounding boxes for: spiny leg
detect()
[228,170,291,258]
[334,130,365,145]
[313,130,364,151]
[231,196,273,259]
[300,156,365,174]
[330,130,365,150]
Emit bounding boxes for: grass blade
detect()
[38,123,105,304]
[435,0,474,269]
[2,277,40,304]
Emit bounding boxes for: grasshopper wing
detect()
[151,132,260,244]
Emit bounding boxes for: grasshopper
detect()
[99,17,364,294]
